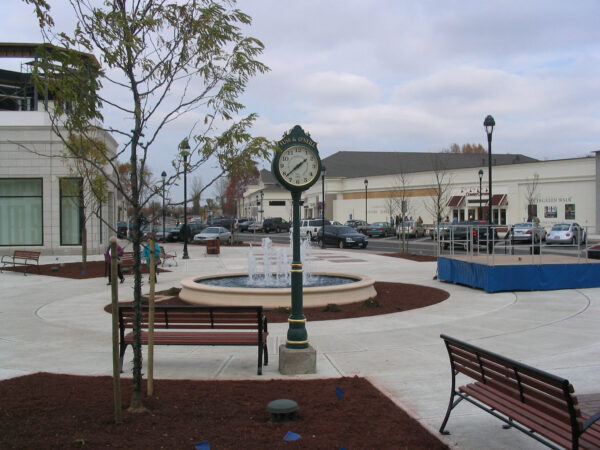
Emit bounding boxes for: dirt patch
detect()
[0,372,448,449]
[106,281,449,323]
[2,259,168,279]
[385,252,437,262]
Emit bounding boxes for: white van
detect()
[300,219,331,240]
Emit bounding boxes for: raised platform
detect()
[438,254,600,292]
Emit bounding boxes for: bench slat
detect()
[125,331,268,345]
[461,383,574,449]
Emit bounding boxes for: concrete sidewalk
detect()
[1,242,599,449]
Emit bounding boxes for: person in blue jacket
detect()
[142,235,161,283]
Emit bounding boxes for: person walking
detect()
[142,236,161,283]
[105,243,125,285]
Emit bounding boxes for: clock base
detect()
[278,344,317,375]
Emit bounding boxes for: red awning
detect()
[447,195,464,207]
[491,194,506,206]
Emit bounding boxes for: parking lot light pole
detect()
[484,115,495,224]
[181,140,190,259]
[364,179,368,224]
[321,166,326,249]
[478,169,483,220]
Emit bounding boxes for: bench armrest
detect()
[583,411,600,431]
[1,255,13,263]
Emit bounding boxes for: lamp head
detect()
[364,179,368,187]
[484,115,495,136]
[161,171,167,179]
[478,169,484,179]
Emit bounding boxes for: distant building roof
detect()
[0,42,100,68]
[320,151,538,178]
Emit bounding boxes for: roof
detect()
[0,42,100,69]
[320,151,538,178]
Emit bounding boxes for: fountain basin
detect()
[180,272,377,308]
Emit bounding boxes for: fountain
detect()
[180,237,376,308]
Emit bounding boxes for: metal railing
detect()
[436,223,594,265]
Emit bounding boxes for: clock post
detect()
[287,189,307,349]
[272,125,321,374]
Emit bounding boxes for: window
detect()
[269,200,286,206]
[60,178,83,245]
[0,178,43,246]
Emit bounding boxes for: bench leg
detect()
[439,390,464,435]
[257,345,263,375]
[263,343,268,366]
[119,343,129,373]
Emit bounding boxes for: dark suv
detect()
[262,217,291,233]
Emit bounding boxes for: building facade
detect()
[241,151,598,234]
[0,111,119,255]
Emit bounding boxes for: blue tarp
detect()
[438,257,600,292]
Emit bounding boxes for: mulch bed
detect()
[2,260,167,279]
[106,281,449,323]
[0,373,448,449]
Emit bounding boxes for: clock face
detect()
[278,145,319,187]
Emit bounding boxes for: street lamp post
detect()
[181,141,191,259]
[484,115,495,224]
[260,191,264,222]
[478,169,483,220]
[321,166,326,249]
[364,179,368,223]
[161,171,166,242]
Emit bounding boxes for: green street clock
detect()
[272,126,321,191]
[272,125,321,356]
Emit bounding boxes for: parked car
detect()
[154,226,181,242]
[262,217,291,233]
[141,224,159,239]
[366,221,395,237]
[247,221,263,232]
[210,217,236,230]
[317,225,368,249]
[300,219,331,240]
[398,220,425,238]
[345,219,369,234]
[508,222,546,244]
[546,222,586,245]
[429,222,451,240]
[238,220,253,232]
[116,221,128,238]
[440,221,499,250]
[178,221,206,242]
[193,226,232,244]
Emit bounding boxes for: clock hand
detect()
[285,158,307,177]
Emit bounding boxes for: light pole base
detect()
[278,344,316,375]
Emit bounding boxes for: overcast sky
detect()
[2,1,599,199]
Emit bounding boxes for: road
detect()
[235,231,591,259]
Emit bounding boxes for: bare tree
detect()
[424,154,453,256]
[524,172,540,221]
[191,176,203,216]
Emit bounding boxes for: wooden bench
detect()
[1,250,41,275]
[439,334,600,449]
[159,246,177,267]
[118,305,268,375]
[119,252,135,273]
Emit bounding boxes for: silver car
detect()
[193,226,232,244]
[510,222,546,244]
[546,222,586,245]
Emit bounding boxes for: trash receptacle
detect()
[206,238,220,255]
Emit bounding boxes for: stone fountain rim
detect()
[180,272,372,294]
